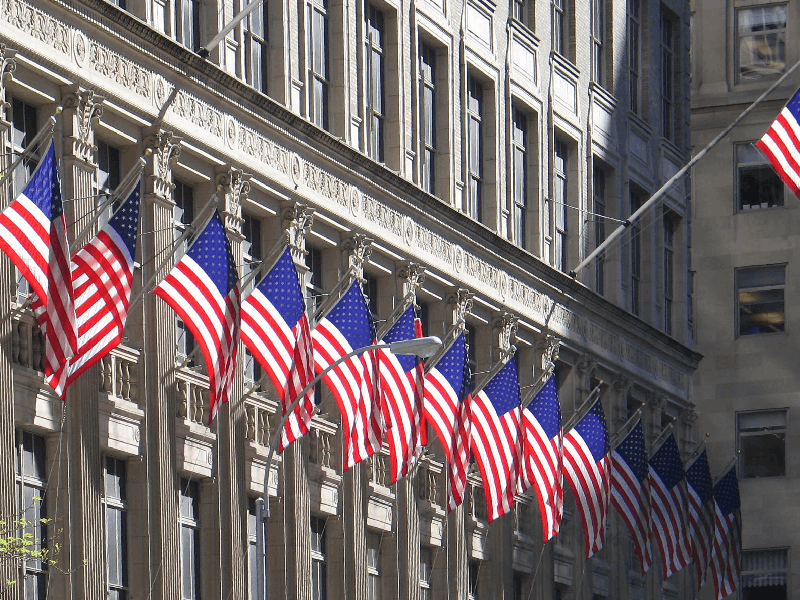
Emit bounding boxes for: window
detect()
[109,0,127,8]
[244,0,268,93]
[420,547,433,600]
[105,457,129,600]
[592,0,604,86]
[242,213,262,276]
[552,0,565,56]
[310,517,327,600]
[737,5,787,81]
[468,560,479,600]
[737,143,784,210]
[661,11,675,141]
[364,273,379,323]
[512,0,525,23]
[97,139,122,196]
[307,0,330,129]
[417,301,429,336]
[464,322,477,389]
[628,0,641,113]
[663,212,677,335]
[593,167,606,296]
[247,498,264,600]
[467,77,483,222]
[307,246,324,316]
[630,188,645,316]
[738,410,786,479]
[741,547,788,599]
[365,4,386,163]
[174,180,196,366]
[511,108,527,248]
[179,479,201,600]
[15,430,47,600]
[419,42,437,195]
[367,533,382,600]
[553,141,568,273]
[174,0,200,50]
[737,265,785,335]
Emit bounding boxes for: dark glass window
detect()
[15,430,47,600]
[365,4,386,163]
[661,12,675,141]
[630,188,645,316]
[105,457,129,600]
[308,0,329,129]
[737,265,785,335]
[511,109,527,249]
[467,77,483,222]
[419,43,436,195]
[175,0,201,50]
[310,517,327,600]
[244,0,268,93]
[592,0,604,85]
[737,143,784,210]
[741,548,788,599]
[552,0,565,56]
[628,0,641,113]
[593,167,606,296]
[738,411,786,479]
[179,479,201,600]
[554,141,568,273]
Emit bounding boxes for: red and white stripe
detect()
[241,291,315,451]
[610,451,652,573]
[312,320,381,469]
[687,483,715,589]
[66,226,134,384]
[470,391,522,522]
[710,505,741,599]
[423,366,459,461]
[563,432,611,558]
[650,468,692,579]
[447,393,472,512]
[756,106,800,198]
[0,194,76,398]
[521,414,564,541]
[155,256,240,423]
[377,348,420,483]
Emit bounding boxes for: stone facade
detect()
[0,0,699,596]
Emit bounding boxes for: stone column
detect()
[443,288,472,600]
[280,202,314,600]
[215,166,250,599]
[60,85,106,600]
[0,44,22,600]
[142,128,183,600]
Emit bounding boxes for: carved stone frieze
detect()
[281,202,315,264]
[61,85,104,163]
[215,167,250,235]
[3,0,71,57]
[144,129,182,201]
[0,44,17,121]
[341,234,373,282]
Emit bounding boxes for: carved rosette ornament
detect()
[445,288,473,329]
[281,202,315,264]
[215,167,250,235]
[143,129,182,201]
[492,312,518,358]
[0,45,17,121]
[61,86,104,163]
[341,233,373,282]
[397,262,426,300]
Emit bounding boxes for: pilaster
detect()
[142,127,183,600]
[60,84,105,600]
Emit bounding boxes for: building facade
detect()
[0,0,700,596]
[691,0,798,598]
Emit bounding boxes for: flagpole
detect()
[375,289,416,340]
[563,382,604,432]
[520,361,557,410]
[127,194,219,314]
[0,114,58,192]
[649,420,675,457]
[570,54,800,277]
[422,320,466,374]
[471,346,516,398]
[609,405,645,447]
[312,265,358,322]
[69,157,148,253]
[714,453,740,485]
[686,432,711,464]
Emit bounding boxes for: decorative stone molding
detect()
[143,128,182,201]
[0,44,17,121]
[341,233,373,282]
[61,85,104,163]
[534,334,560,372]
[397,262,426,298]
[281,202,315,264]
[445,287,473,328]
[215,166,250,235]
[491,312,518,358]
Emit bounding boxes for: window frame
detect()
[365,3,386,163]
[174,0,201,50]
[104,456,129,600]
[307,0,330,130]
[736,264,786,336]
[736,141,785,211]
[511,107,528,249]
[366,531,382,600]
[553,140,568,273]
[628,0,641,114]
[310,516,327,600]
[592,0,605,86]
[663,210,678,335]
[737,409,788,479]
[420,546,433,600]
[15,430,48,600]
[419,41,437,196]
[243,0,269,93]
[552,0,566,56]
[466,76,484,222]
[179,478,202,600]
[660,10,675,142]
[629,187,646,317]
[736,4,787,83]
[741,547,789,598]
[593,166,606,296]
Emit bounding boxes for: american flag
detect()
[649,432,692,579]
[154,209,240,423]
[469,357,522,522]
[312,281,381,469]
[0,141,76,398]
[756,86,800,199]
[520,375,564,542]
[241,246,314,452]
[686,448,716,591]
[423,331,468,461]
[377,304,421,482]
[610,419,652,573]
[710,465,741,600]
[562,398,611,558]
[66,185,141,386]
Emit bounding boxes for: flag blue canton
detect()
[686,449,713,503]
[650,434,684,490]
[186,211,238,297]
[786,86,800,117]
[616,420,648,482]
[714,468,740,516]
[436,332,467,398]
[574,399,609,462]
[256,246,305,325]
[325,281,374,349]
[526,375,561,439]
[108,186,141,257]
[382,305,416,372]
[482,357,520,416]
[25,142,63,219]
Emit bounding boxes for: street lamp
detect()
[254,336,443,600]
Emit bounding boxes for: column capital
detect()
[341,233,373,282]
[281,201,315,265]
[445,287,473,329]
[60,85,104,163]
[0,44,17,122]
[143,128,182,201]
[397,262,425,299]
[491,311,518,358]
[215,166,251,236]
